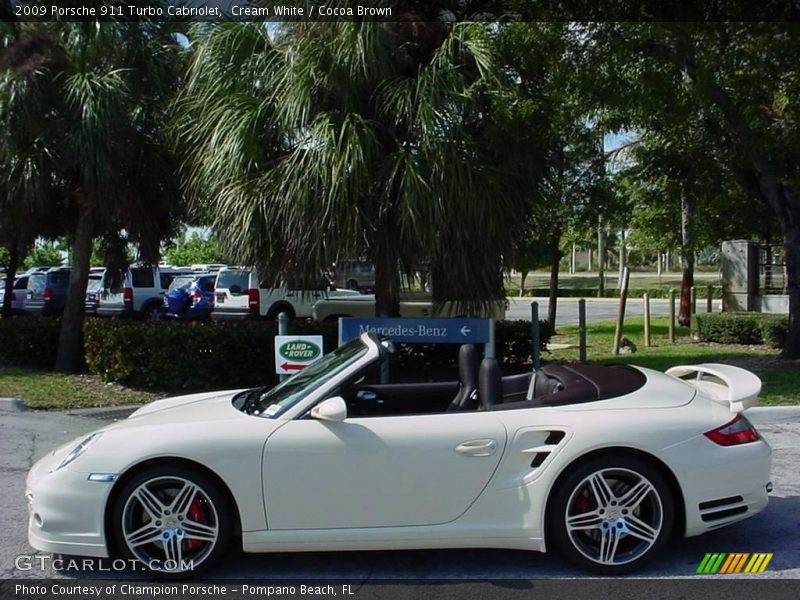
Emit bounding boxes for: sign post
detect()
[274,335,324,376]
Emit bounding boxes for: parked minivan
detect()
[213,267,360,320]
[96,266,192,319]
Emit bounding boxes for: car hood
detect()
[120,389,250,425]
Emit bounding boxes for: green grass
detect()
[547,317,800,406]
[0,367,165,410]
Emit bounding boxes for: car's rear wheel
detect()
[266,303,295,320]
[112,466,232,577]
[548,455,674,575]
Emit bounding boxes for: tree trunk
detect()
[55,201,93,372]
[372,254,400,318]
[597,217,605,296]
[678,188,694,327]
[570,243,576,274]
[587,247,593,271]
[617,230,627,290]
[519,269,528,297]
[1,242,20,318]
[548,234,561,331]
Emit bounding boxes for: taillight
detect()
[192,290,203,305]
[247,288,259,314]
[123,287,133,309]
[43,288,53,302]
[704,414,760,446]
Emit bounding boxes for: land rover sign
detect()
[274,335,324,374]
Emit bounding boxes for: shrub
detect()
[695,312,789,348]
[83,318,551,391]
[83,318,339,390]
[0,317,61,368]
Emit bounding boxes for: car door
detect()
[263,411,507,530]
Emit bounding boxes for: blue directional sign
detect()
[340,317,492,345]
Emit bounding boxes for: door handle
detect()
[455,439,498,457]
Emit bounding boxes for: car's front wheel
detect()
[548,455,674,575]
[111,466,233,577]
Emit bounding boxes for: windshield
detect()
[168,275,196,292]
[236,337,370,418]
[87,277,103,292]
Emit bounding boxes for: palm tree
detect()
[175,21,525,316]
[0,23,66,317]
[0,21,184,369]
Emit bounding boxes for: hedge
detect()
[0,316,551,390]
[695,312,789,348]
[82,318,552,391]
[0,317,62,368]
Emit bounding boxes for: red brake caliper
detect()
[185,495,207,551]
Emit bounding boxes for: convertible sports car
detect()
[27,333,772,576]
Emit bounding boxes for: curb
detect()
[745,406,800,424]
[0,398,28,412]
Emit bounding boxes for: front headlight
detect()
[57,433,102,470]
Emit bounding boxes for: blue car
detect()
[162,273,215,320]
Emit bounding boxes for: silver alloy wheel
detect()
[564,467,664,566]
[121,476,219,573]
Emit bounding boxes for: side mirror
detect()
[311,396,348,422]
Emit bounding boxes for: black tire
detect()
[547,455,674,575]
[266,303,295,320]
[142,302,163,321]
[111,465,233,578]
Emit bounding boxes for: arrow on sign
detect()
[460,326,472,336]
[280,362,306,372]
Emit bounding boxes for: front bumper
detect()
[26,451,113,558]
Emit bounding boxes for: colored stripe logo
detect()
[696,553,773,574]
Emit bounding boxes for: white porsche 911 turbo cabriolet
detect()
[27,332,772,576]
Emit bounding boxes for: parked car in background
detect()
[162,273,215,320]
[213,267,360,321]
[25,268,71,316]
[84,270,106,316]
[331,259,375,292]
[0,274,30,314]
[96,266,192,319]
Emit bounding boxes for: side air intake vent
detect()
[544,431,566,445]
[530,453,548,468]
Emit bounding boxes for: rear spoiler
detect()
[665,363,761,412]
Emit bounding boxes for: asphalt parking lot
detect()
[1,400,798,581]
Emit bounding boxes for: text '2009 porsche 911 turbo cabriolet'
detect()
[27,332,772,577]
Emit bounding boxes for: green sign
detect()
[278,340,321,361]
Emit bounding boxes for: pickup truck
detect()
[212,267,361,320]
